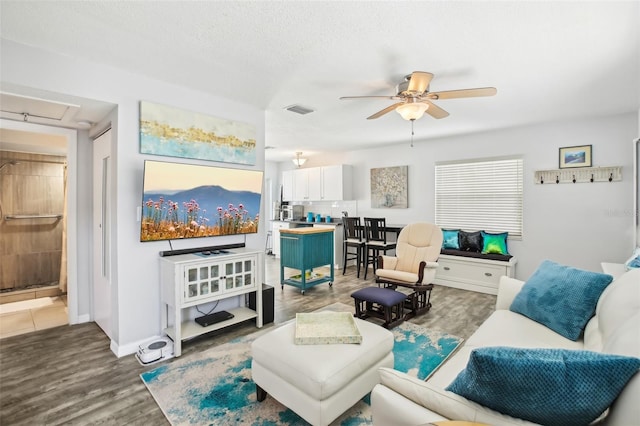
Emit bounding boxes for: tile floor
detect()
[0,296,68,339]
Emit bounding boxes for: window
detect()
[435,157,523,238]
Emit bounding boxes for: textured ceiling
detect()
[1,1,638,161]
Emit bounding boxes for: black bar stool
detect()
[342,217,365,278]
[363,217,397,279]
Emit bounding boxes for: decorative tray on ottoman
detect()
[294,312,362,345]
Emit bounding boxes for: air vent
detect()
[284,104,315,115]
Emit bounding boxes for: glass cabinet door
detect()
[243,260,253,288]
[182,255,258,302]
[210,264,220,294]
[185,266,199,300]
[183,263,223,302]
[199,266,209,296]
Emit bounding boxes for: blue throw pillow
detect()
[442,229,460,249]
[446,347,640,426]
[624,247,640,270]
[510,260,613,341]
[481,231,509,255]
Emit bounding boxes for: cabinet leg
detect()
[256,384,267,402]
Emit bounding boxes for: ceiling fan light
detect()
[396,102,429,121]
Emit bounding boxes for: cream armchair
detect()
[375,222,443,319]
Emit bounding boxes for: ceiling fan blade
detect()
[406,71,434,94]
[339,95,400,100]
[429,87,497,100]
[367,102,405,120]
[423,100,450,119]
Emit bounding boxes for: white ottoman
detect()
[251,317,394,426]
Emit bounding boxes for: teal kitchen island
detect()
[280,227,334,294]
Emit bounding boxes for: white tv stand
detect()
[159,248,264,356]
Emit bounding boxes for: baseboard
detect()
[76,313,91,324]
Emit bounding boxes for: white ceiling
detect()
[1,1,638,162]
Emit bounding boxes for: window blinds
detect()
[435,157,524,238]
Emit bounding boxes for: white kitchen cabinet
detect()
[321,165,351,201]
[160,248,263,356]
[292,167,321,201]
[291,169,305,201]
[282,170,294,202]
[271,221,291,258]
[284,165,351,201]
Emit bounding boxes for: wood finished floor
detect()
[0,255,496,425]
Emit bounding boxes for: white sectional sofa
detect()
[371,268,640,426]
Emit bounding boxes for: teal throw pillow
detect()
[481,231,509,255]
[446,347,640,426]
[510,260,613,341]
[442,229,460,249]
[624,247,640,270]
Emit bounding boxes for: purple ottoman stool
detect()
[351,286,407,328]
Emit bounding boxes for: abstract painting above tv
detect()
[140,160,263,242]
[139,101,257,165]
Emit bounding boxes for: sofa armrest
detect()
[496,276,525,310]
[371,384,448,426]
[425,261,439,269]
[377,368,537,426]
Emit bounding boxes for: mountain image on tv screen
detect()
[140,160,263,242]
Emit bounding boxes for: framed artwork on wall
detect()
[559,144,592,169]
[139,101,257,165]
[370,165,408,208]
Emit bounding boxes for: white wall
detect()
[1,39,266,355]
[271,113,637,279]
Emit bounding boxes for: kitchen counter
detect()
[272,219,342,226]
[280,227,334,235]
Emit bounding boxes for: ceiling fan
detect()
[339,71,497,121]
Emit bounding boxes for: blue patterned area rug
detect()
[140,303,463,426]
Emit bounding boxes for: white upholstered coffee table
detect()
[251,316,394,426]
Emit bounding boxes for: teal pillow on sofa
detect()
[624,247,640,270]
[481,231,509,255]
[509,260,613,341]
[442,229,460,249]
[446,347,640,426]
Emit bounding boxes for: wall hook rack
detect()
[534,166,622,184]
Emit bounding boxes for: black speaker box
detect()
[248,284,274,324]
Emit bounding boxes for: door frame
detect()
[0,118,79,323]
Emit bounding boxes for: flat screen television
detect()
[140,160,263,242]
